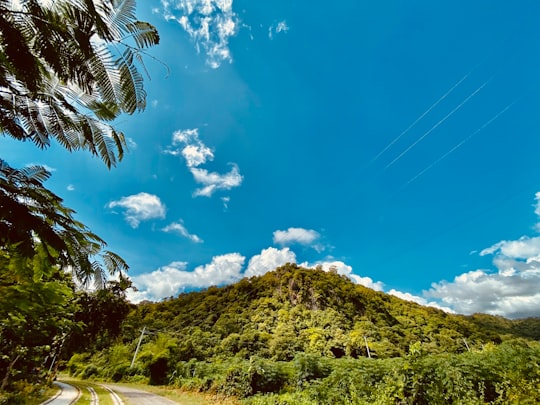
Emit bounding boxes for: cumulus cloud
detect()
[273,227,321,247]
[426,260,540,318]
[268,20,289,39]
[158,0,239,68]
[424,192,540,318]
[130,254,245,302]
[245,247,296,277]
[166,128,243,198]
[162,220,203,243]
[108,192,166,228]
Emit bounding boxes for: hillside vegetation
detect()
[68,264,540,403]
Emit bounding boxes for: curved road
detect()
[41,382,80,405]
[42,381,182,405]
[102,384,181,405]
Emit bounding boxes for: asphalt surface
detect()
[101,384,181,405]
[41,381,80,405]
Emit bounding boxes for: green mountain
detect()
[122,263,538,360]
[68,264,540,403]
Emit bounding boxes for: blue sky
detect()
[4,0,540,318]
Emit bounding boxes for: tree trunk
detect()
[1,354,20,391]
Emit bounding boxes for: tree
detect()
[0,244,75,390]
[0,159,128,285]
[0,0,158,393]
[0,0,160,167]
[0,0,158,280]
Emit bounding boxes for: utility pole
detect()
[364,335,371,359]
[131,326,146,368]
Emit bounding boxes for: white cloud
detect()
[182,144,215,167]
[67,184,75,191]
[305,260,385,291]
[191,164,243,197]
[268,20,289,39]
[158,0,239,68]
[221,196,230,210]
[424,192,540,318]
[351,275,385,291]
[389,289,455,313]
[426,266,540,318]
[126,137,137,151]
[162,221,203,243]
[480,236,540,259]
[168,128,214,167]
[108,192,166,228]
[166,129,243,197]
[130,254,245,302]
[245,247,296,277]
[273,227,320,246]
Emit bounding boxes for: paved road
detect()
[102,384,181,405]
[41,382,80,405]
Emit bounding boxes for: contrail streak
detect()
[397,99,518,193]
[370,70,473,165]
[385,76,494,170]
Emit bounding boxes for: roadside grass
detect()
[10,383,58,405]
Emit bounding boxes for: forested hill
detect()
[123,263,539,360]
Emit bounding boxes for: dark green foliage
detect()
[64,287,134,356]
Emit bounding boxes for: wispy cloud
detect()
[273,227,324,251]
[191,164,243,197]
[157,0,239,68]
[166,128,243,198]
[162,220,203,243]
[108,192,166,228]
[126,137,137,151]
[66,184,75,191]
[268,20,289,40]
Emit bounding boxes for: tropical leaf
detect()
[0,0,158,167]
